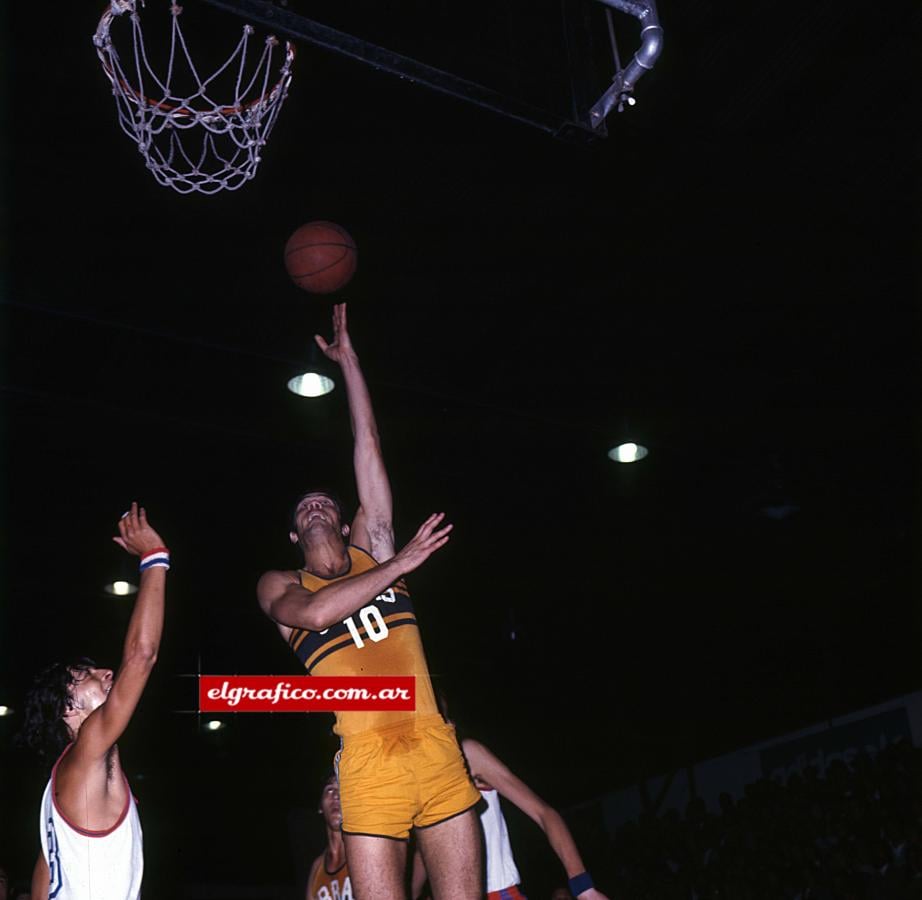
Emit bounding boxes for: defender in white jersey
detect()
[459,738,611,900]
[38,745,144,900]
[414,697,611,900]
[20,504,169,900]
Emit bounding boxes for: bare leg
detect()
[416,809,482,900]
[344,833,408,900]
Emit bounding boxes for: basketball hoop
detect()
[93,1,295,195]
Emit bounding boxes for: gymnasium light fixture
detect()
[287,371,335,397]
[104,579,138,597]
[104,556,140,596]
[287,344,336,397]
[608,442,649,463]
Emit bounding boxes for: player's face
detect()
[319,780,342,829]
[67,666,114,715]
[291,494,344,540]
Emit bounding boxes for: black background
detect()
[1,1,920,896]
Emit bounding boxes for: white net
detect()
[94,0,295,195]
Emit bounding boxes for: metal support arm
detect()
[589,0,663,127]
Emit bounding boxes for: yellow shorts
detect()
[336,714,481,840]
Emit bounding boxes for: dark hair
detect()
[318,769,337,802]
[289,489,346,532]
[18,658,97,763]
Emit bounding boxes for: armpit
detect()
[369,520,395,550]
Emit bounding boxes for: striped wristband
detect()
[568,873,593,897]
[140,547,170,571]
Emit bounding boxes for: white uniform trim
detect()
[480,788,522,893]
[39,745,144,900]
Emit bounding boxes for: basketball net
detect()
[93,1,295,195]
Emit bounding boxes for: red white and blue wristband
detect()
[140,547,171,572]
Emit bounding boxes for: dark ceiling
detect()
[1,0,920,893]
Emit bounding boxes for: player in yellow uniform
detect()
[258,304,481,900]
[306,774,350,900]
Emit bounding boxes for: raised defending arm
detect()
[69,504,168,763]
[462,738,611,900]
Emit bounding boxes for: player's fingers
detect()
[416,513,445,540]
[428,534,451,553]
[424,523,452,544]
[434,523,453,538]
[413,514,435,537]
[138,506,148,527]
[314,335,329,352]
[112,537,127,550]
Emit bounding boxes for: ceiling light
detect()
[608,442,648,463]
[204,720,225,732]
[104,579,138,596]
[287,372,335,397]
[0,706,13,717]
[287,344,336,397]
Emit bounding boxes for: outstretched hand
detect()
[314,302,355,366]
[113,502,166,557]
[393,513,453,575]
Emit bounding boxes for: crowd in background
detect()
[607,741,922,899]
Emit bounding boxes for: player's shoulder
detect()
[257,567,301,588]
[256,568,302,608]
[347,543,377,562]
[305,853,324,898]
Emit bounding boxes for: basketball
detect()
[284,221,358,293]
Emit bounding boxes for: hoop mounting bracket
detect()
[589,0,663,128]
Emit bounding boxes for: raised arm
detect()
[461,738,610,900]
[70,504,168,763]
[259,513,452,631]
[315,303,394,560]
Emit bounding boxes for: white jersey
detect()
[480,788,521,893]
[39,747,144,900]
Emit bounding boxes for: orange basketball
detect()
[283,221,357,293]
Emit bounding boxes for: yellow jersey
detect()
[287,545,439,735]
[308,857,351,900]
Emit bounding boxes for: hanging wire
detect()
[605,7,624,76]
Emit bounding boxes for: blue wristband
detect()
[569,873,593,896]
